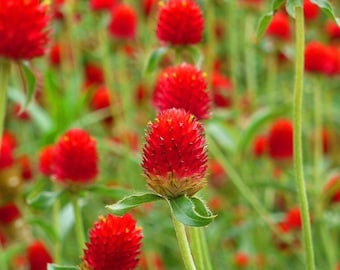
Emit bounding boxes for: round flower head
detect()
[142,108,208,198]
[303,0,319,21]
[39,145,55,177]
[0,203,21,225]
[266,12,291,41]
[108,4,137,40]
[0,0,49,60]
[27,240,53,270]
[153,63,210,120]
[325,20,340,40]
[268,119,293,161]
[54,129,98,185]
[81,214,142,270]
[156,0,204,46]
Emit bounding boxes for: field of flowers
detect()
[0,0,340,269]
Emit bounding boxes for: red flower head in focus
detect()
[54,129,98,185]
[153,63,211,120]
[266,12,291,41]
[0,0,50,60]
[27,240,53,270]
[268,118,293,161]
[39,145,55,177]
[303,0,319,21]
[81,214,142,270]
[156,0,204,46]
[109,4,137,40]
[0,203,21,225]
[90,0,118,11]
[142,108,208,198]
[325,20,340,40]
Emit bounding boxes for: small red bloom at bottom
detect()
[27,240,53,270]
[233,252,249,267]
[81,214,142,270]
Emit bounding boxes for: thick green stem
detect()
[71,194,86,255]
[171,212,197,270]
[198,228,212,270]
[189,227,204,270]
[0,60,10,147]
[293,7,315,270]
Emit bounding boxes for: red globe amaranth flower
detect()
[305,42,340,76]
[211,71,233,108]
[268,119,293,161]
[0,0,50,60]
[156,0,204,45]
[27,241,53,270]
[49,43,61,67]
[108,4,137,40]
[82,214,142,270]
[266,12,291,41]
[17,155,33,181]
[54,129,98,184]
[233,252,249,267]
[39,145,55,177]
[84,63,104,87]
[90,0,118,11]
[284,207,302,230]
[325,20,340,40]
[303,0,319,21]
[51,0,65,20]
[252,135,267,157]
[153,63,210,120]
[324,173,340,204]
[0,203,21,225]
[321,129,331,154]
[142,0,157,17]
[142,108,208,198]
[0,133,15,170]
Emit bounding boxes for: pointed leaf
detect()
[28,218,59,241]
[47,264,78,270]
[286,0,303,17]
[21,63,36,107]
[271,0,285,10]
[144,47,168,75]
[106,192,163,215]
[169,195,216,227]
[311,0,340,26]
[256,12,274,41]
[27,191,62,210]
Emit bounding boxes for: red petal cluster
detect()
[82,214,142,270]
[211,71,233,108]
[325,20,340,40]
[142,108,208,197]
[156,0,204,45]
[0,203,21,225]
[90,0,118,11]
[54,129,98,184]
[0,0,49,60]
[252,135,267,157]
[303,0,319,21]
[27,240,53,270]
[233,252,249,267]
[0,132,16,170]
[108,4,137,40]
[39,145,55,177]
[84,63,104,87]
[153,63,210,120]
[17,155,33,181]
[142,0,157,17]
[268,119,293,161]
[305,42,340,76]
[284,207,302,230]
[324,173,340,204]
[266,12,291,41]
[90,86,111,111]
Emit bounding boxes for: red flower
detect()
[90,86,113,125]
[156,0,204,45]
[153,63,210,120]
[90,0,118,11]
[82,214,142,270]
[211,71,233,108]
[266,12,291,41]
[233,252,249,267]
[49,43,61,67]
[0,203,21,225]
[303,0,319,21]
[84,63,104,87]
[142,0,157,17]
[108,4,137,40]
[0,132,16,170]
[13,104,30,121]
[142,108,208,198]
[324,173,340,204]
[39,145,55,177]
[17,155,33,181]
[27,241,53,270]
[0,0,50,60]
[325,20,340,40]
[268,119,293,161]
[54,129,98,184]
[252,135,267,157]
[284,207,302,230]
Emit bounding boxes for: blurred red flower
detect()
[211,71,233,108]
[0,203,21,225]
[325,20,340,40]
[266,12,291,41]
[109,4,137,40]
[233,252,250,267]
[39,145,55,177]
[90,0,118,11]
[268,119,293,161]
[324,173,340,204]
[90,86,113,124]
[252,134,267,157]
[0,132,16,170]
[27,240,53,270]
[303,0,319,21]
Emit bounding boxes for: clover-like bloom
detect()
[156,0,204,45]
[54,129,98,184]
[153,63,210,120]
[0,0,49,60]
[142,108,208,198]
[81,214,142,270]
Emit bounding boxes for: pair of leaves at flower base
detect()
[256,0,340,41]
[106,192,216,227]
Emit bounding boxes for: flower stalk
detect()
[71,194,86,255]
[0,60,10,146]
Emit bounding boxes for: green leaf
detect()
[271,0,285,10]
[27,191,62,210]
[286,0,303,17]
[311,0,340,26]
[89,185,131,200]
[206,120,236,153]
[186,46,203,68]
[168,195,216,227]
[256,12,274,41]
[106,192,163,215]
[21,63,36,107]
[28,218,59,241]
[144,47,168,75]
[237,106,287,153]
[47,264,78,270]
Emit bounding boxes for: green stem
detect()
[198,228,213,270]
[204,0,216,88]
[313,77,322,189]
[0,60,10,146]
[293,7,315,270]
[71,194,86,255]
[189,227,204,270]
[0,242,9,270]
[245,13,257,97]
[171,212,197,270]
[53,183,61,263]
